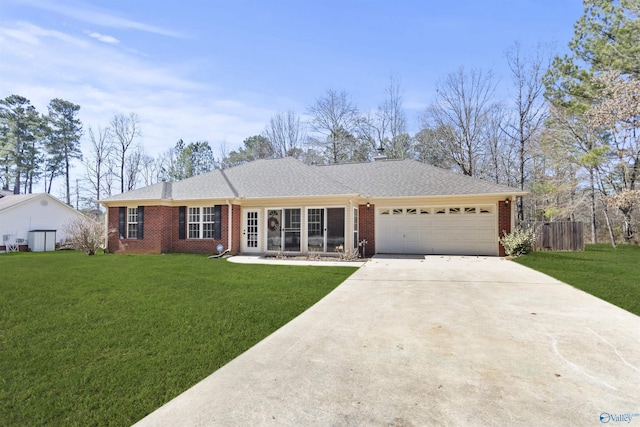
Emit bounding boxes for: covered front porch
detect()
[240,204,365,256]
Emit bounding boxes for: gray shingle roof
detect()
[320,159,522,197]
[222,157,355,197]
[100,157,524,203]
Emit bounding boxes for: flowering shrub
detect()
[500,227,536,257]
[62,215,106,255]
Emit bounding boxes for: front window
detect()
[188,207,200,238]
[127,208,138,239]
[188,206,217,239]
[202,207,216,239]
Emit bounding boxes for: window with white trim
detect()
[202,207,216,239]
[188,206,218,239]
[127,207,138,239]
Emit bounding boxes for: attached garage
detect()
[376,205,498,256]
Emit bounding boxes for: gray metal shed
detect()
[28,230,56,252]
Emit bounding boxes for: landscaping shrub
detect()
[500,227,536,256]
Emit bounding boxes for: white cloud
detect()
[0,21,274,161]
[0,21,88,47]
[86,31,119,45]
[17,0,185,38]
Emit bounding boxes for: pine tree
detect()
[46,98,83,205]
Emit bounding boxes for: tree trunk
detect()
[589,167,597,243]
[46,172,53,194]
[65,156,71,205]
[602,202,617,249]
[622,209,633,242]
[120,153,126,193]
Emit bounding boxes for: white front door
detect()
[243,210,261,253]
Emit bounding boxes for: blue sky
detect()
[1,0,582,163]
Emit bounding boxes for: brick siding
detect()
[498,200,512,257]
[231,204,241,253]
[107,201,509,256]
[107,204,241,255]
[358,203,375,256]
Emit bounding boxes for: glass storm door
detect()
[307,207,345,252]
[282,208,301,251]
[266,209,301,252]
[244,210,260,253]
[307,208,325,252]
[326,208,345,252]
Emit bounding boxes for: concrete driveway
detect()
[134,256,640,426]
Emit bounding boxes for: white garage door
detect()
[376,206,497,256]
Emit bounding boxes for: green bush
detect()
[500,227,536,257]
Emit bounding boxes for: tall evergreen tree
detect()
[0,95,41,194]
[544,0,640,243]
[46,98,83,205]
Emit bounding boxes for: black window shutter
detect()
[179,206,186,239]
[118,207,126,239]
[137,206,144,239]
[213,205,222,240]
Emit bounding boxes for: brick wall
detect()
[231,204,241,254]
[498,200,512,257]
[358,204,375,256]
[107,204,238,255]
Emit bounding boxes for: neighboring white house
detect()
[0,193,85,252]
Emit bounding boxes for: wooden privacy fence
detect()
[521,221,584,252]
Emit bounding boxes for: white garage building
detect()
[0,193,85,252]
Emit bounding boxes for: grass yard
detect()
[0,251,356,426]
[513,244,640,316]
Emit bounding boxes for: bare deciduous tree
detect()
[264,111,306,158]
[586,71,640,241]
[139,152,162,186]
[360,77,411,159]
[308,89,360,163]
[84,125,112,208]
[124,145,143,191]
[504,43,550,220]
[110,113,141,193]
[422,67,498,177]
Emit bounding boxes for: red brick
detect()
[358,203,375,256]
[498,200,512,257]
[107,204,241,255]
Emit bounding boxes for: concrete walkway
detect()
[134,256,640,426]
[227,255,366,267]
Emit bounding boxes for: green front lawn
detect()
[0,251,356,426]
[513,244,640,316]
